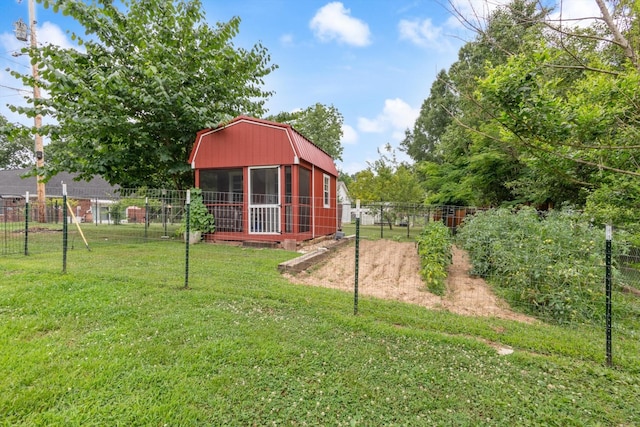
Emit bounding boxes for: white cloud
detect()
[358,98,419,136]
[0,31,25,55]
[444,0,511,30]
[548,0,604,28]
[445,0,604,32]
[339,160,367,175]
[38,21,76,50]
[383,98,419,130]
[341,124,358,144]
[398,18,443,48]
[357,117,385,133]
[310,2,371,47]
[280,33,294,46]
[449,0,504,21]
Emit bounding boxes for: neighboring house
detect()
[337,181,351,226]
[188,115,339,244]
[353,207,376,226]
[0,168,119,223]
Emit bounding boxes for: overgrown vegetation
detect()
[416,221,452,295]
[456,207,634,324]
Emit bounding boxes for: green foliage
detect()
[416,221,452,295]
[404,0,549,206]
[108,200,124,225]
[476,30,640,196]
[584,175,640,232]
[348,145,424,204]
[0,114,33,170]
[180,188,215,234]
[11,0,276,188]
[456,207,628,324]
[267,103,344,161]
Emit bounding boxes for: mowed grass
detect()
[1,241,639,425]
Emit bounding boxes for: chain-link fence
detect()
[1,188,191,256]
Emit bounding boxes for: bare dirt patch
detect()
[285,240,536,323]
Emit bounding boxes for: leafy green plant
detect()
[584,175,640,234]
[416,220,452,295]
[179,188,215,234]
[108,200,124,225]
[456,207,630,324]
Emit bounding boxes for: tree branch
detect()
[594,0,639,70]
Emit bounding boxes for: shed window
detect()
[199,168,243,203]
[323,174,330,208]
[299,168,311,233]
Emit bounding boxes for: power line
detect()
[0,83,30,94]
[0,55,30,69]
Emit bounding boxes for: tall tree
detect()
[475,0,640,198]
[9,0,276,189]
[408,0,547,206]
[349,145,424,204]
[400,69,455,163]
[267,103,344,161]
[0,117,33,170]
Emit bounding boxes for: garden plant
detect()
[416,220,452,295]
[456,207,636,324]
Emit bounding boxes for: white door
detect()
[249,167,280,234]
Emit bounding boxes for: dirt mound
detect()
[285,240,536,323]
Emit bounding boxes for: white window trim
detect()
[323,174,330,208]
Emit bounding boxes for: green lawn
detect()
[341,222,421,242]
[1,241,639,425]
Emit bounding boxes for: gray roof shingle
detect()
[0,168,119,199]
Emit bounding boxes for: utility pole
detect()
[14,0,45,222]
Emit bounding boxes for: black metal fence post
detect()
[406,206,410,239]
[380,204,383,239]
[162,189,168,237]
[24,192,29,256]
[144,197,149,241]
[184,190,191,289]
[354,200,360,315]
[62,185,68,273]
[605,224,612,367]
[3,205,7,255]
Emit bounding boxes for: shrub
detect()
[109,201,124,225]
[456,207,628,324]
[416,221,452,296]
[179,188,215,235]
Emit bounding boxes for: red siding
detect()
[189,116,338,244]
[311,166,337,237]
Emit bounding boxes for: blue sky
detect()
[0,0,601,175]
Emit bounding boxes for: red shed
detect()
[188,116,339,245]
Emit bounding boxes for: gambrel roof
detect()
[189,115,338,176]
